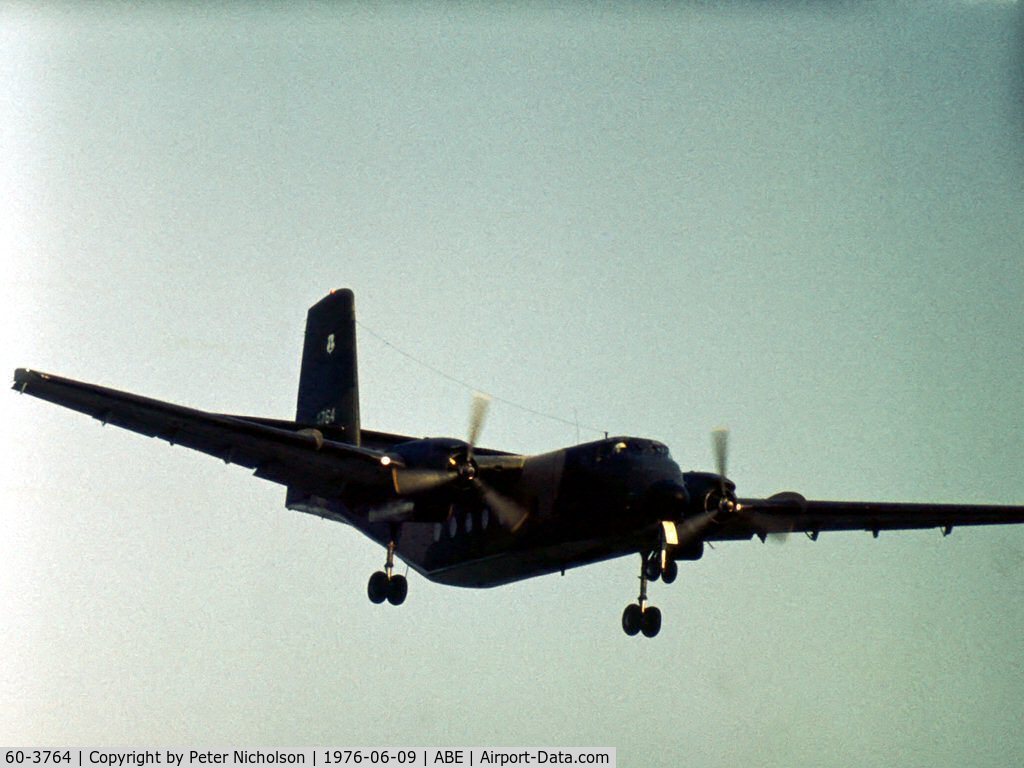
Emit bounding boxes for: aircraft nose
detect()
[642,480,691,521]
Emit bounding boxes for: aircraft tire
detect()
[622,604,642,636]
[368,571,389,604]
[662,559,678,584]
[641,606,662,638]
[387,574,408,606]
[643,558,662,581]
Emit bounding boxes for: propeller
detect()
[389,465,455,495]
[474,476,529,532]
[464,393,530,531]
[467,392,490,452]
[389,392,530,531]
[712,427,728,485]
[710,427,737,515]
[708,426,790,542]
[388,394,492,495]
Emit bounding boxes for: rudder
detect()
[295,289,360,445]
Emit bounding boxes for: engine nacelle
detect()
[672,539,704,561]
[390,437,476,484]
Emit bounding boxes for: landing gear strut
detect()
[622,553,663,638]
[367,533,408,606]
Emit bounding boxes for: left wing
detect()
[12,368,396,498]
[726,492,1024,540]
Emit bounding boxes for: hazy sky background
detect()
[2,2,1023,765]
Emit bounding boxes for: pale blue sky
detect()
[2,3,1023,765]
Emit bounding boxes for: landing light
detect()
[380,455,392,466]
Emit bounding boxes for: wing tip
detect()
[12,367,38,390]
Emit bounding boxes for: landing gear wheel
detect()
[367,571,388,604]
[644,557,662,581]
[662,559,678,585]
[641,606,662,638]
[387,574,408,606]
[622,604,642,636]
[622,552,666,637]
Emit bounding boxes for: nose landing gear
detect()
[367,535,408,606]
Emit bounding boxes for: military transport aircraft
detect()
[13,289,1024,638]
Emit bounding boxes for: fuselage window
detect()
[465,512,473,534]
[433,523,442,542]
[449,515,457,538]
[481,508,489,530]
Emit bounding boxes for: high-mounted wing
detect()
[729,492,1024,539]
[12,368,396,498]
[226,415,420,455]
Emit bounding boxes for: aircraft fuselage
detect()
[308,436,710,588]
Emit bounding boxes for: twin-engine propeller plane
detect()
[14,290,1024,637]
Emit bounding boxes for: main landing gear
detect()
[367,536,408,606]
[622,552,677,638]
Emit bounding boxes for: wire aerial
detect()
[355,319,606,439]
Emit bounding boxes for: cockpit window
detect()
[596,438,670,460]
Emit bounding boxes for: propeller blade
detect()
[675,510,719,547]
[391,467,454,495]
[746,509,794,543]
[739,494,803,542]
[468,392,491,450]
[711,427,729,483]
[709,430,794,543]
[474,478,529,532]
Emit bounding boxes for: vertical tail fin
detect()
[295,289,360,445]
